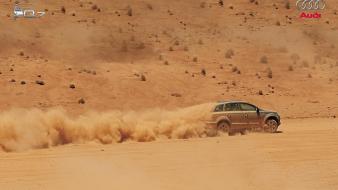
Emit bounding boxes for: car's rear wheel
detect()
[264,119,278,133]
[217,121,230,132]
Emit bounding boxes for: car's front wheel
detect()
[264,119,278,133]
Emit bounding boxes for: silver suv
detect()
[207,101,281,135]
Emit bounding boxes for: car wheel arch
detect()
[264,116,279,124]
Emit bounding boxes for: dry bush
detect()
[127,6,132,16]
[169,46,174,51]
[61,6,66,14]
[146,3,153,10]
[36,80,45,85]
[78,98,85,104]
[164,61,169,65]
[130,36,135,41]
[308,73,312,78]
[285,1,290,9]
[171,93,182,97]
[225,49,234,59]
[92,4,98,10]
[260,56,268,64]
[201,69,206,76]
[193,57,198,62]
[232,66,238,72]
[302,60,309,68]
[183,46,189,51]
[200,2,206,8]
[137,42,145,49]
[219,0,224,7]
[266,68,273,78]
[198,39,204,45]
[258,90,263,95]
[69,84,76,89]
[140,74,146,81]
[288,65,293,71]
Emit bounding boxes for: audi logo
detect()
[296,0,326,10]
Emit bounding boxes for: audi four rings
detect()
[296,0,326,10]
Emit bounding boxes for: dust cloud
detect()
[0,103,214,152]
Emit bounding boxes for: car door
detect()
[224,103,246,128]
[238,103,260,127]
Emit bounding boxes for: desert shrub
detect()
[285,1,290,9]
[267,68,273,78]
[201,69,206,76]
[61,6,66,14]
[127,6,132,16]
[225,49,234,59]
[92,4,98,10]
[140,74,146,81]
[260,56,268,64]
[146,3,153,10]
[288,65,293,71]
[78,98,85,104]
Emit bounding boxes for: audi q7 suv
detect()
[206,101,281,135]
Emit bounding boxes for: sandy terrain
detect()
[0,0,337,189]
[0,118,337,190]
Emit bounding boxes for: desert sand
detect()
[0,0,337,189]
[1,118,338,190]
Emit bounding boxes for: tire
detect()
[264,119,278,133]
[217,121,230,132]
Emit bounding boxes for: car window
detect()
[239,103,256,111]
[224,103,240,111]
[214,104,224,112]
